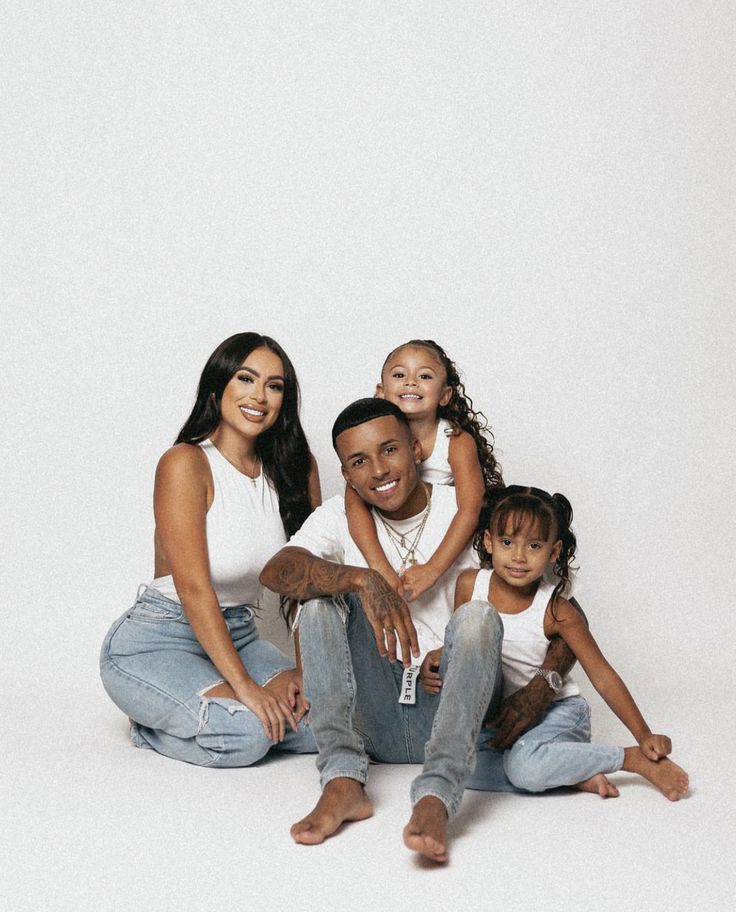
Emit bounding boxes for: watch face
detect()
[548,671,563,691]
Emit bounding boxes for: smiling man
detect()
[260,398,565,862]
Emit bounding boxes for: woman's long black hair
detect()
[381,339,503,490]
[474,485,577,614]
[175,332,313,539]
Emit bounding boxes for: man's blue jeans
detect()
[297,596,503,815]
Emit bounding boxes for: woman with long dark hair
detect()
[100,333,320,766]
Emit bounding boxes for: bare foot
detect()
[575,773,620,798]
[290,777,373,845]
[623,747,689,801]
[403,796,449,864]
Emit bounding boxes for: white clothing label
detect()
[398,665,420,705]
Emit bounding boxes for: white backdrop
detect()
[3,3,734,910]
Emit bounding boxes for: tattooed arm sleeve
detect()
[260,546,366,600]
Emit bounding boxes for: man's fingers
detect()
[369,619,389,657]
[384,624,398,663]
[398,609,420,660]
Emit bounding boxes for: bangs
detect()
[491,502,554,542]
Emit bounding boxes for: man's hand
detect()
[485,675,554,749]
[419,647,443,694]
[358,569,420,666]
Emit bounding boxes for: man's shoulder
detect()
[289,494,348,544]
[313,494,347,521]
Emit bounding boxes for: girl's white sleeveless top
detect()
[419,418,454,485]
[471,568,579,700]
[150,439,287,607]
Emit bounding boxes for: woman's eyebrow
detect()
[238,366,285,381]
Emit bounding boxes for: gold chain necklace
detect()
[375,483,432,573]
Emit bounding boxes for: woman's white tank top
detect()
[471,568,579,700]
[150,439,287,607]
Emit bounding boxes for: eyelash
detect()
[237,375,283,392]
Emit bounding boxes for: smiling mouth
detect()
[373,479,399,494]
[399,394,422,400]
[240,406,266,418]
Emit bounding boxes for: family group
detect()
[100,333,688,864]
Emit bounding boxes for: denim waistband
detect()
[136,584,256,620]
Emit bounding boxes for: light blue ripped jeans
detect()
[468,695,624,793]
[100,586,316,767]
[296,596,504,816]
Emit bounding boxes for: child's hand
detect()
[639,733,672,761]
[400,562,440,602]
[419,647,443,694]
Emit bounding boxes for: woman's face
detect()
[217,346,286,442]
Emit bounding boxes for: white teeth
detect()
[241,407,265,417]
[374,480,397,492]
[400,394,421,399]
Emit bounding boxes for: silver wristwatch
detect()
[534,667,563,693]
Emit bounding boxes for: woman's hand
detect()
[639,733,672,761]
[265,668,310,723]
[400,562,440,602]
[419,647,444,694]
[234,680,298,743]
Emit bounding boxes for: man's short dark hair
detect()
[331,398,410,450]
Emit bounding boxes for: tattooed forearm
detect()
[261,547,363,599]
[543,634,576,677]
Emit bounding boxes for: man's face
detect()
[336,415,424,519]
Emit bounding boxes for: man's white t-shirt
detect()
[287,485,478,661]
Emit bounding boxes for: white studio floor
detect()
[3,606,732,912]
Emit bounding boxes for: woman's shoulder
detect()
[156,443,210,485]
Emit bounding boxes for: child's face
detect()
[376,345,452,421]
[484,516,561,590]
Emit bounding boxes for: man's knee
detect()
[450,600,503,648]
[295,596,349,632]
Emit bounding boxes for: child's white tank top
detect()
[419,418,454,485]
[150,439,287,607]
[471,568,579,700]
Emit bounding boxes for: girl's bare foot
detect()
[403,796,449,864]
[623,747,689,800]
[290,778,373,845]
[575,772,620,798]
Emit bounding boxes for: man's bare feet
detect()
[623,747,689,800]
[290,777,373,845]
[403,796,449,864]
[575,772,620,798]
